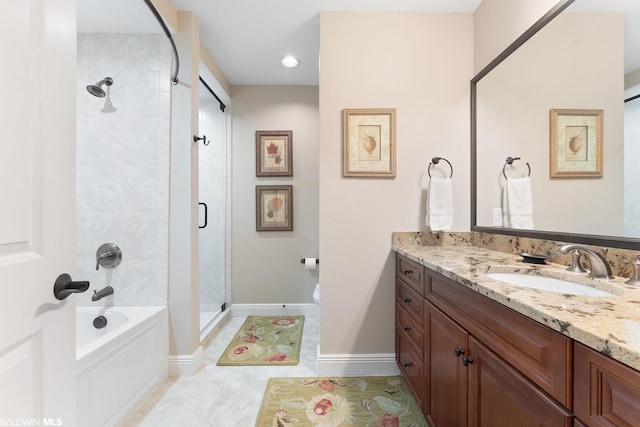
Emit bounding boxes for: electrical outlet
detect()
[492,208,503,226]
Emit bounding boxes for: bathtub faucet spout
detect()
[92,286,114,301]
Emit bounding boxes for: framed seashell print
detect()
[256,185,293,231]
[343,109,396,177]
[256,130,293,177]
[549,109,603,178]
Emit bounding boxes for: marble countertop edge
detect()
[393,243,640,371]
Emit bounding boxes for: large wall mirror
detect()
[471,0,640,250]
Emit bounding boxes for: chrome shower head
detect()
[86,77,113,98]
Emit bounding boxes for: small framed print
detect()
[550,109,603,178]
[255,185,293,231]
[343,108,396,177]
[256,130,293,177]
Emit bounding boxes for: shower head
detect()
[86,77,113,98]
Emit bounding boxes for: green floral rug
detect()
[255,376,428,426]
[216,316,304,366]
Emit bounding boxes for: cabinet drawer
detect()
[574,342,640,426]
[428,270,572,408]
[398,335,424,403]
[397,304,424,359]
[397,280,424,323]
[396,254,425,297]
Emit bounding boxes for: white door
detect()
[0,0,78,425]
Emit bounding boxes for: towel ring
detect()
[503,156,530,179]
[428,157,453,178]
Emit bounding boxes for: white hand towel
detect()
[426,177,453,231]
[502,177,534,229]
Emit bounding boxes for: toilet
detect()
[313,283,320,304]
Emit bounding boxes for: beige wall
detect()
[231,86,320,303]
[474,0,559,73]
[318,12,473,355]
[476,12,624,235]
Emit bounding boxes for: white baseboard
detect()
[169,345,204,376]
[230,303,319,318]
[316,346,401,376]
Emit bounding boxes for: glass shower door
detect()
[199,77,229,333]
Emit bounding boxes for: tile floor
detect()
[124,315,319,427]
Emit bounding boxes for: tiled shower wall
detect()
[75,33,171,305]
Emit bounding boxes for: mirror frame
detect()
[470,0,640,250]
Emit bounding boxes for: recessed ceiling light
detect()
[281,56,299,68]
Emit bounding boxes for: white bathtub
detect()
[76,306,168,427]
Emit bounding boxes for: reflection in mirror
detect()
[472,0,640,250]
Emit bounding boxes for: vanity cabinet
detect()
[425,301,467,426]
[396,253,574,426]
[395,255,426,409]
[427,265,572,408]
[574,342,640,426]
[425,299,572,427]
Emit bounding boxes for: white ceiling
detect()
[77,0,639,87]
[78,0,481,86]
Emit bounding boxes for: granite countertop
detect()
[393,243,640,371]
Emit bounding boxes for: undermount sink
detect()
[485,272,615,297]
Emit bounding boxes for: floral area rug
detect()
[216,316,304,366]
[255,376,428,426]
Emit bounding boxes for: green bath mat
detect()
[216,316,304,366]
[255,376,428,426]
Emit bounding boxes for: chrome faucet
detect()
[92,286,114,301]
[556,244,613,279]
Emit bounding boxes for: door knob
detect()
[54,273,90,300]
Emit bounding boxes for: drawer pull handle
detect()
[403,297,412,303]
[403,325,411,331]
[403,269,413,275]
[454,347,465,357]
[403,361,412,368]
[462,356,474,366]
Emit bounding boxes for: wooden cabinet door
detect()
[467,336,573,427]
[574,342,640,426]
[426,302,468,427]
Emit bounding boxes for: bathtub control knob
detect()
[53,273,90,300]
[93,315,108,329]
[96,243,122,271]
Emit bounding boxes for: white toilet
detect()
[313,283,320,304]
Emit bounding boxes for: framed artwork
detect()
[256,130,293,177]
[255,185,293,231]
[550,109,603,178]
[343,108,396,177]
